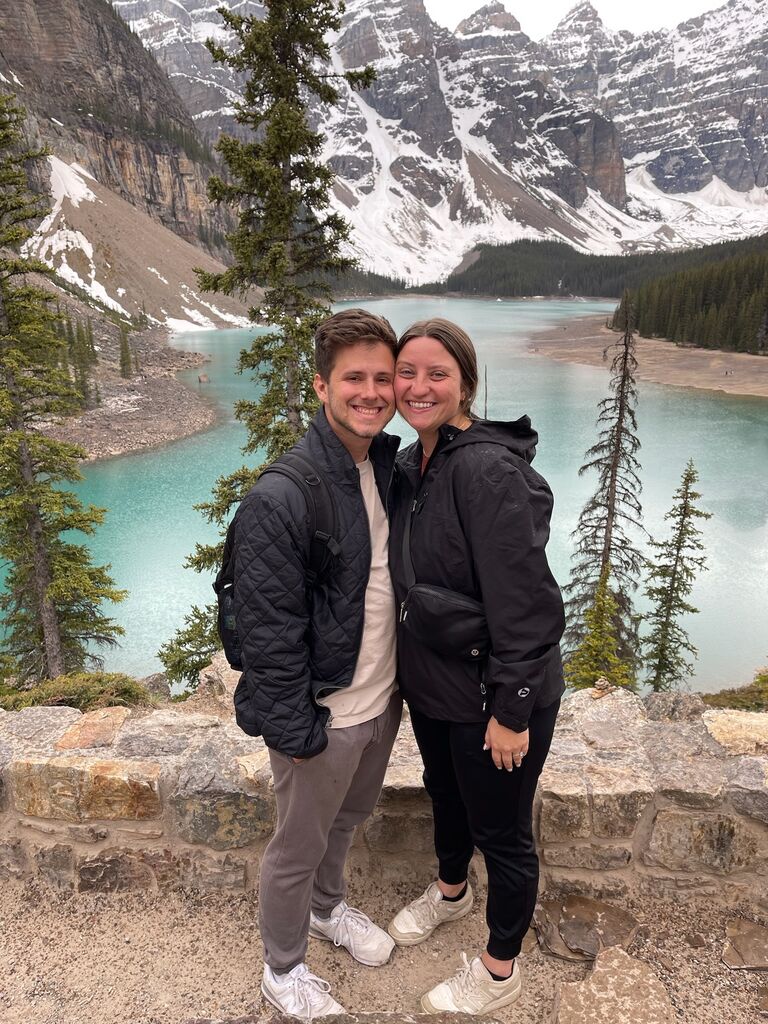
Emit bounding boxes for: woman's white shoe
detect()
[420,954,522,1014]
[388,881,474,946]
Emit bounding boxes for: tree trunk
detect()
[0,290,66,678]
[281,158,304,439]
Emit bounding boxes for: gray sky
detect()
[423,0,724,40]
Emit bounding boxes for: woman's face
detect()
[395,336,465,435]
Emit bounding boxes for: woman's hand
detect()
[484,716,529,771]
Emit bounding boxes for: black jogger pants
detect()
[409,698,560,960]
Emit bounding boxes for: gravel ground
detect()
[1,879,766,1024]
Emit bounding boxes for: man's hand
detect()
[484,716,529,771]
[291,757,305,764]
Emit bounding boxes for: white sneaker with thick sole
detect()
[309,900,395,966]
[421,954,522,1015]
[261,963,346,1019]
[387,881,474,946]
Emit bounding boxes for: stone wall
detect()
[1,686,766,900]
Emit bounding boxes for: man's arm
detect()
[232,486,328,759]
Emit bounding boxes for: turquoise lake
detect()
[70,297,768,693]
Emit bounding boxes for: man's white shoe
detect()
[309,900,395,966]
[261,963,346,1019]
[421,954,522,1015]
[387,881,474,946]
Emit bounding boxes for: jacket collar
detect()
[304,408,400,489]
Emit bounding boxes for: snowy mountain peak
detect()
[455,3,523,38]
[554,2,605,36]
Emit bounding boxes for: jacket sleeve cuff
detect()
[486,648,555,726]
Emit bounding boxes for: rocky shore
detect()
[530,315,768,399]
[46,326,219,462]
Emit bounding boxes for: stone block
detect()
[589,760,654,838]
[542,844,632,870]
[644,809,759,875]
[0,838,28,880]
[362,809,434,854]
[11,756,162,821]
[179,851,247,890]
[170,740,273,850]
[113,710,220,758]
[538,767,591,842]
[703,710,768,755]
[77,847,178,892]
[552,945,673,1023]
[35,844,75,889]
[1,707,81,753]
[655,760,725,809]
[557,689,647,733]
[55,707,131,750]
[644,692,707,722]
[727,756,768,824]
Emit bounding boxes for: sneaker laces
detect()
[330,904,374,948]
[286,964,334,1018]
[446,953,488,1012]
[407,884,444,930]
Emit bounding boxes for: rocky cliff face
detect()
[19,0,766,282]
[0,0,221,247]
[541,0,768,195]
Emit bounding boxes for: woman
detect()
[386,319,565,1015]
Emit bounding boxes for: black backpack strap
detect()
[261,451,340,584]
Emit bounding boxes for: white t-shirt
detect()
[320,457,397,728]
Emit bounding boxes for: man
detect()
[231,308,402,1018]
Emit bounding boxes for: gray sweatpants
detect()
[259,694,402,972]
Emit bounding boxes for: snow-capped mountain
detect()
[542,0,768,195]
[113,0,768,282]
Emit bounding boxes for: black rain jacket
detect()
[231,409,400,758]
[390,417,565,731]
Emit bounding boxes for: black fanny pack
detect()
[399,491,489,662]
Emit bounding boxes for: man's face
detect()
[313,341,396,454]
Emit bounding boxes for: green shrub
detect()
[701,668,768,711]
[0,672,154,712]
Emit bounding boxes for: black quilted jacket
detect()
[390,417,565,731]
[231,409,400,758]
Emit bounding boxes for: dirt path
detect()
[1,879,764,1024]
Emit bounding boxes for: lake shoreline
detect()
[530,314,768,400]
[49,325,221,463]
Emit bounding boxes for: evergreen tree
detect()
[643,460,712,691]
[564,292,644,678]
[158,0,375,686]
[0,93,126,683]
[565,567,633,690]
[119,324,132,378]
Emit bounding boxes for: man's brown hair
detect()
[314,308,397,380]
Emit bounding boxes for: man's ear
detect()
[313,373,327,403]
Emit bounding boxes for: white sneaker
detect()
[309,900,395,966]
[388,881,474,946]
[261,963,346,1019]
[421,954,522,1014]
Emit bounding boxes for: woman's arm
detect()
[462,452,565,735]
